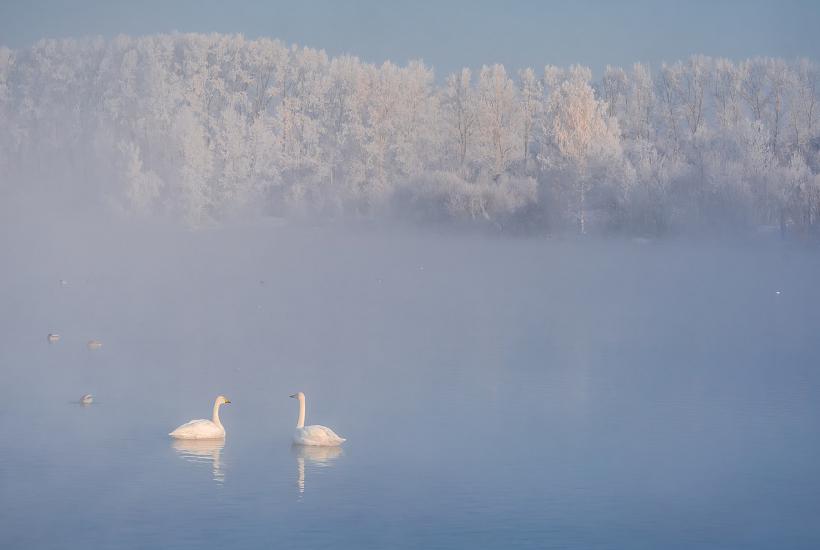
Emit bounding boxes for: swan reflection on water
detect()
[172,439,225,484]
[293,444,343,494]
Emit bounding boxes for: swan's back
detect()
[169,419,224,440]
[294,424,346,446]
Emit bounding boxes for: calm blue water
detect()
[2,222,820,549]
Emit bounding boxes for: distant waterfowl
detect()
[80,394,93,405]
[290,392,346,446]
[169,395,231,440]
[47,333,60,343]
[87,340,103,350]
[59,279,69,286]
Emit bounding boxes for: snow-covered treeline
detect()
[1,34,818,234]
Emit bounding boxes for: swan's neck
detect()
[212,400,223,428]
[296,396,306,428]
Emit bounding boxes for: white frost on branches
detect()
[1,34,818,233]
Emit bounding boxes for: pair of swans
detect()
[169,392,346,446]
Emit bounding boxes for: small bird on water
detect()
[47,333,60,343]
[80,394,93,405]
[87,340,103,350]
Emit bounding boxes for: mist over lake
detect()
[2,2,820,547]
[2,206,819,549]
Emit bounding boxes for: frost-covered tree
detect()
[789,59,818,153]
[628,63,655,142]
[173,105,214,225]
[602,65,629,120]
[1,34,818,235]
[542,66,622,233]
[441,68,476,170]
[476,64,520,179]
[518,67,542,164]
[118,140,163,214]
[713,58,742,129]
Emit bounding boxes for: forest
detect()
[0,33,818,235]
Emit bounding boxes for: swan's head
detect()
[289,392,305,400]
[216,395,231,406]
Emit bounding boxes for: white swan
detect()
[169,395,231,439]
[290,392,345,446]
[80,394,93,405]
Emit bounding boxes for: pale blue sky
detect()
[1,0,818,76]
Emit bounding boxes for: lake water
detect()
[2,220,820,549]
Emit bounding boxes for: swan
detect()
[169,395,231,440]
[47,333,60,343]
[290,392,345,446]
[80,394,93,405]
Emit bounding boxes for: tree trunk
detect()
[579,184,586,235]
[780,207,787,239]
